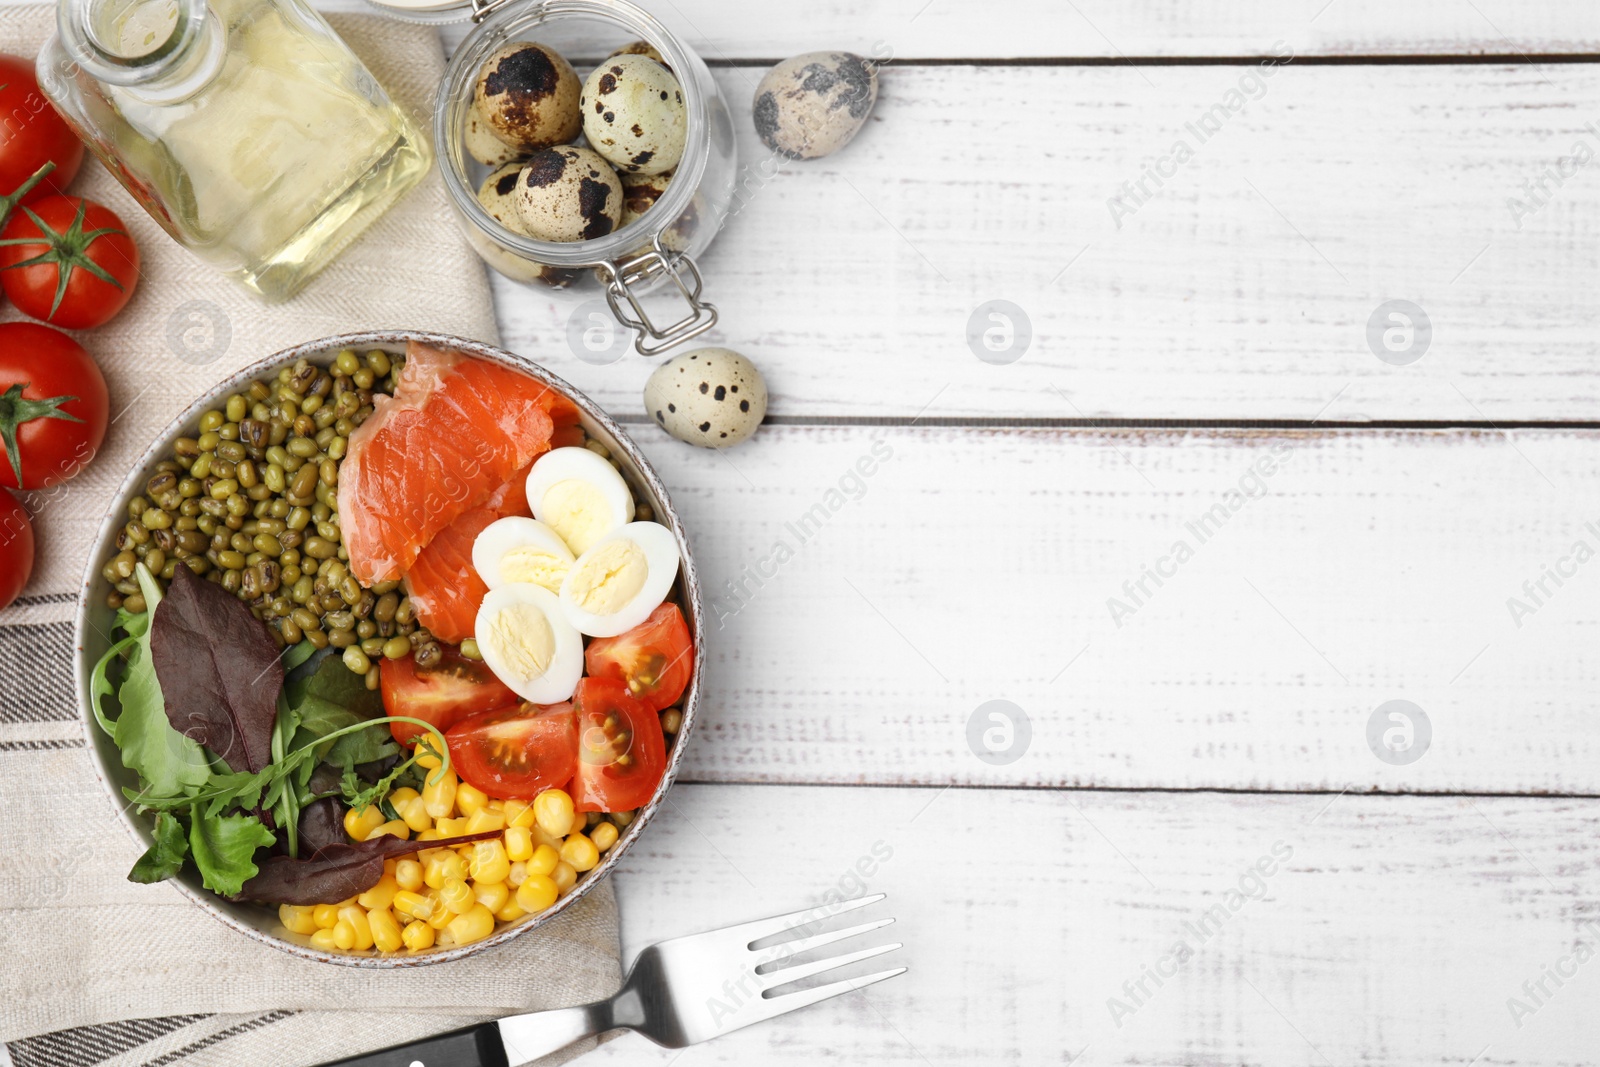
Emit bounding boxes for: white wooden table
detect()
[14,1,1600,1063]
[503,2,1600,1064]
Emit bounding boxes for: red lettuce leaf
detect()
[150,564,283,773]
[233,829,502,905]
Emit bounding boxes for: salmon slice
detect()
[340,341,580,586]
[405,464,536,644]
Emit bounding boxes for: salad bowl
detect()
[72,330,703,966]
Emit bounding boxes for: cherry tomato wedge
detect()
[569,677,667,813]
[381,647,518,747]
[583,602,693,713]
[0,489,34,610]
[447,702,577,799]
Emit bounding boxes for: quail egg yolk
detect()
[542,480,614,555]
[567,539,648,615]
[497,546,570,592]
[485,603,556,679]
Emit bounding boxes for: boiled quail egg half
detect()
[524,446,636,556]
[559,521,681,638]
[472,516,575,594]
[474,584,585,704]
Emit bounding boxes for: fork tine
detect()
[724,892,889,946]
[759,941,903,990]
[756,917,895,960]
[749,966,908,1022]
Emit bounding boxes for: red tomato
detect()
[447,702,578,799]
[0,322,108,491]
[584,603,693,713]
[569,677,667,813]
[0,195,140,329]
[0,489,33,610]
[0,54,83,210]
[381,648,519,747]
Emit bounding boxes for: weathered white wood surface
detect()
[637,425,1600,794]
[415,0,1600,59]
[494,61,1600,422]
[587,784,1600,1066]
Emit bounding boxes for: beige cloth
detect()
[0,5,621,1065]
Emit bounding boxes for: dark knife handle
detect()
[319,1021,508,1067]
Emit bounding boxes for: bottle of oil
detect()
[38,0,430,301]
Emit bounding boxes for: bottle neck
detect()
[55,0,221,91]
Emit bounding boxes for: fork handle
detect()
[318,1022,509,1066]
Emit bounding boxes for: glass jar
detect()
[37,0,430,301]
[385,0,736,356]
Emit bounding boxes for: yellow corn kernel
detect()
[495,899,527,923]
[368,907,404,952]
[474,880,510,913]
[398,795,432,833]
[436,930,454,946]
[455,781,489,818]
[516,874,558,913]
[534,788,576,837]
[503,798,537,828]
[436,816,469,837]
[415,743,442,770]
[448,904,495,945]
[507,861,529,887]
[470,839,511,884]
[465,808,506,834]
[332,920,356,951]
[590,821,619,852]
[338,906,375,951]
[422,766,458,819]
[394,858,424,892]
[279,904,319,935]
[552,861,577,894]
[344,805,385,841]
[402,920,435,951]
[527,843,560,877]
[440,877,475,915]
[392,890,433,921]
[487,798,505,812]
[358,874,399,911]
[310,928,339,951]
[383,858,398,876]
[416,829,442,843]
[365,819,410,842]
[390,786,421,807]
[504,825,534,862]
[427,898,456,929]
[424,851,467,889]
[561,833,599,873]
[313,903,341,929]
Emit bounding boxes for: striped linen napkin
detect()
[0,5,622,1065]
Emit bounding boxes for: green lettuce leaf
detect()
[128,811,189,883]
[189,804,274,896]
[105,566,211,798]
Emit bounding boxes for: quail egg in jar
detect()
[580,54,686,176]
[474,42,583,153]
[513,146,624,243]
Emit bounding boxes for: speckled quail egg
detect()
[477,162,530,234]
[581,54,686,176]
[619,170,672,228]
[465,109,522,168]
[474,42,583,153]
[643,347,768,448]
[753,51,878,160]
[606,39,672,74]
[513,146,623,243]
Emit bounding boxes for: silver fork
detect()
[324,894,904,1066]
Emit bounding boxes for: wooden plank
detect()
[591,783,1600,1065]
[637,425,1600,793]
[495,62,1600,421]
[417,0,1600,59]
